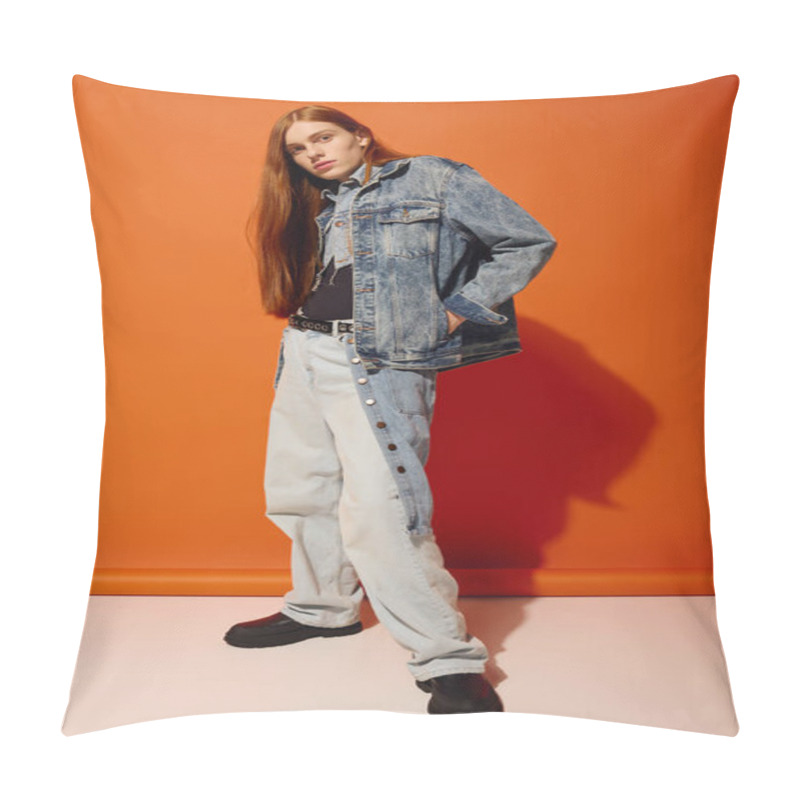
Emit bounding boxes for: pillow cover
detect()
[63,74,739,736]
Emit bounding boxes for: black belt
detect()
[289,314,355,335]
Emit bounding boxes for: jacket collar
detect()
[320,158,412,202]
[373,157,412,182]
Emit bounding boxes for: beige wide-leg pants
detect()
[264,326,488,681]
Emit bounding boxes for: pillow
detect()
[62,74,739,736]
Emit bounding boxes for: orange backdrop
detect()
[72,74,739,596]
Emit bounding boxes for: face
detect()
[284,120,370,182]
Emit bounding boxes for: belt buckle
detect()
[335,320,354,336]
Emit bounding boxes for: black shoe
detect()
[223,612,363,648]
[415,673,504,713]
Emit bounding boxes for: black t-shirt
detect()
[300,259,353,320]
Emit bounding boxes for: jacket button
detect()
[335,221,344,227]
[365,398,376,405]
[397,466,406,473]
[376,421,387,429]
[351,357,361,364]
[388,443,397,451]
[348,338,355,344]
[357,377,368,385]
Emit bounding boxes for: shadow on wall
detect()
[427,315,656,569]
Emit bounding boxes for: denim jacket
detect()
[305,155,557,373]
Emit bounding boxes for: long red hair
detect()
[248,105,414,317]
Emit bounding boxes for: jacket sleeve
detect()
[441,163,557,325]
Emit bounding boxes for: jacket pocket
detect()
[377,204,441,258]
[436,299,454,342]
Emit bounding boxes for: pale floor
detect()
[61,595,739,736]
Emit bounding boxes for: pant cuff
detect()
[409,664,487,682]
